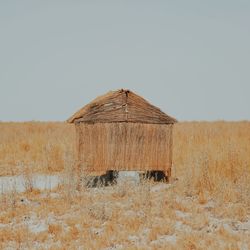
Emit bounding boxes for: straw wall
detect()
[76,122,173,173]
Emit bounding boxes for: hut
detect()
[67,89,177,180]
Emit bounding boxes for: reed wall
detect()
[76,122,173,173]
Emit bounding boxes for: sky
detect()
[0,0,249,121]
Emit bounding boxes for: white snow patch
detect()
[175,221,192,232]
[0,175,60,193]
[175,210,191,218]
[222,223,238,235]
[90,227,104,235]
[128,235,139,243]
[202,200,216,211]
[238,242,249,250]
[151,183,172,192]
[238,219,250,231]
[117,171,140,184]
[159,234,177,244]
[150,234,177,246]
[104,244,124,250]
[29,222,48,233]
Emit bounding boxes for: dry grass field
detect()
[0,121,250,249]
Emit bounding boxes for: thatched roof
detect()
[67,89,177,124]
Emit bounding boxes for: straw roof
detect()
[67,89,177,124]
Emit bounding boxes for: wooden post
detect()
[165,124,173,182]
[75,123,82,189]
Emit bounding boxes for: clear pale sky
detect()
[0,1,249,121]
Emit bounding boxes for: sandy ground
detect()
[0,174,249,249]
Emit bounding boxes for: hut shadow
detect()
[142,171,169,182]
[82,170,169,188]
[83,171,118,188]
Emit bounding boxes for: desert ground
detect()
[0,121,249,249]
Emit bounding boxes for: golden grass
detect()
[173,121,250,206]
[0,121,249,249]
[0,122,75,176]
[1,121,249,203]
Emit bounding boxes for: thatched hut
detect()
[68,89,177,179]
